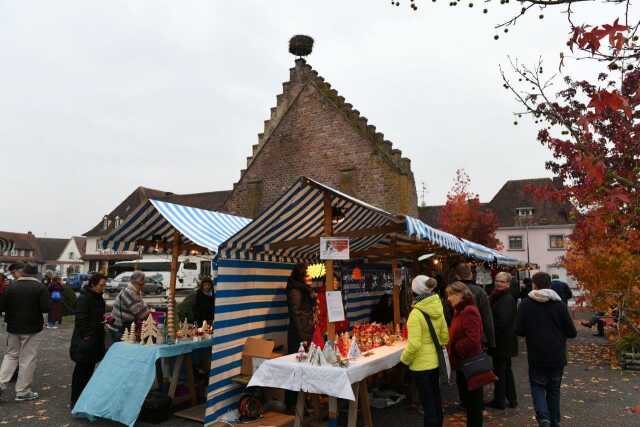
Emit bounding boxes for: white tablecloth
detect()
[247,342,406,401]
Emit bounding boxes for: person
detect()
[285,266,314,411]
[516,272,577,427]
[401,275,449,427]
[581,304,618,337]
[509,268,521,303]
[453,263,495,350]
[446,281,485,427]
[6,263,23,282]
[520,277,533,301]
[0,274,6,297]
[69,273,107,407]
[0,263,50,401]
[47,273,64,328]
[488,272,518,410]
[109,271,150,342]
[550,278,573,305]
[193,276,215,326]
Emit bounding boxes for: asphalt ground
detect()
[0,313,638,427]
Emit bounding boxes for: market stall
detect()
[206,177,513,426]
[72,199,251,425]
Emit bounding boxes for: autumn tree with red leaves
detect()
[392,0,640,333]
[438,169,501,249]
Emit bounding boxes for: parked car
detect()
[67,273,90,291]
[105,273,164,295]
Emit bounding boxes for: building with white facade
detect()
[419,178,575,284]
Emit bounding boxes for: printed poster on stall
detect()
[326,290,346,323]
[320,237,350,260]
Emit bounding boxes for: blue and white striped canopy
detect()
[219,177,473,261]
[490,248,522,267]
[461,239,497,263]
[101,199,251,252]
[404,216,466,253]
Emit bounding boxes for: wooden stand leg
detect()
[294,391,306,427]
[347,382,361,427]
[328,397,338,427]
[168,355,184,400]
[359,381,373,427]
[184,354,197,405]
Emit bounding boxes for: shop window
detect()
[549,234,566,249]
[508,235,523,250]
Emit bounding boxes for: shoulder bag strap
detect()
[418,308,442,349]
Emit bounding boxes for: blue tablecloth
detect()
[72,338,215,427]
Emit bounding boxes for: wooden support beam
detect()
[391,237,401,328]
[135,239,206,253]
[166,229,181,342]
[323,193,335,341]
[265,223,404,251]
[351,243,431,259]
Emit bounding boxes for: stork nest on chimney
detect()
[289,35,314,57]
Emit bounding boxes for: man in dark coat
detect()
[69,273,107,406]
[0,263,50,401]
[453,262,496,350]
[285,266,314,411]
[516,272,577,427]
[488,272,519,410]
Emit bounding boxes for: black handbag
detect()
[460,352,493,379]
[418,309,451,384]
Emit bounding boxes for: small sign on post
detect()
[320,237,350,260]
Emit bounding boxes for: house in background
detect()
[81,186,231,274]
[51,236,87,275]
[0,231,40,272]
[490,178,575,284]
[418,178,575,285]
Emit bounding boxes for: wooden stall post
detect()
[391,238,401,328]
[167,229,181,342]
[323,192,335,341]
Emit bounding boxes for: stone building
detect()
[223,57,417,218]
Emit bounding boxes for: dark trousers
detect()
[528,366,563,426]
[413,368,443,427]
[71,362,96,405]
[456,371,483,427]
[492,356,517,406]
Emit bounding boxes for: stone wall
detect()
[224,60,418,218]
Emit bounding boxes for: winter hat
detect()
[412,275,437,296]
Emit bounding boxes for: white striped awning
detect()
[461,239,496,263]
[219,177,469,262]
[101,199,251,253]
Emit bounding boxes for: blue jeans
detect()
[529,366,563,426]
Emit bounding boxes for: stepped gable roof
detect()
[83,186,173,237]
[73,236,87,256]
[37,237,69,262]
[159,190,231,212]
[488,178,573,227]
[237,58,413,181]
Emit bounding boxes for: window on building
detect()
[516,207,535,217]
[508,235,524,250]
[69,252,75,260]
[549,235,566,249]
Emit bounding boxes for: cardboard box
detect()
[241,337,283,376]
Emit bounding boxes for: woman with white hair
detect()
[109,271,150,342]
[401,275,449,427]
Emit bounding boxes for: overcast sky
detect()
[0,0,613,237]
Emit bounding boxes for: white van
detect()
[110,256,212,290]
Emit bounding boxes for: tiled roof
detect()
[73,236,87,256]
[239,58,413,180]
[36,238,69,262]
[417,205,444,227]
[488,178,573,227]
[159,191,231,212]
[83,186,173,237]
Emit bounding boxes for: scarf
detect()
[489,287,511,305]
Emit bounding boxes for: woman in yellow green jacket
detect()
[401,275,449,427]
